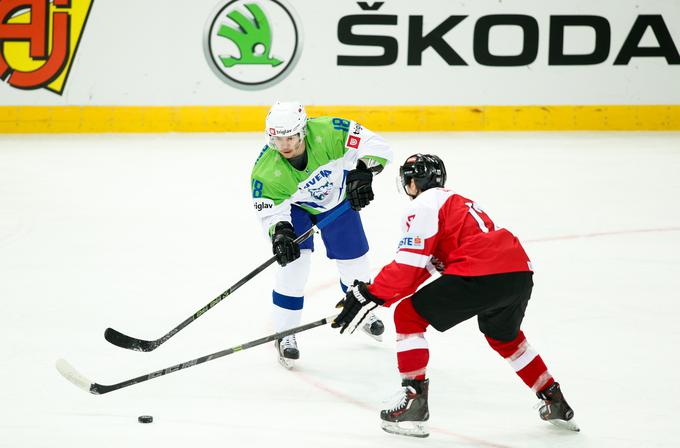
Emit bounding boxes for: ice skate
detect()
[361,311,385,342]
[380,379,430,438]
[536,382,580,432]
[275,335,299,370]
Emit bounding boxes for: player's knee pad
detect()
[394,298,430,334]
[478,305,525,342]
[336,254,370,290]
[485,330,526,357]
[274,249,312,298]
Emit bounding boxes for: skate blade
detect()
[381,420,429,438]
[361,326,383,342]
[548,418,580,432]
[364,331,383,342]
[278,356,295,370]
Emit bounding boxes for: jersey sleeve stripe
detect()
[395,251,430,268]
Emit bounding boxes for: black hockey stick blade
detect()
[103,201,352,353]
[101,247,285,352]
[104,327,157,352]
[59,314,338,395]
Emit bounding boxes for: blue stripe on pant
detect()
[273,291,304,310]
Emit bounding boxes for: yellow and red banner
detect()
[0,0,93,94]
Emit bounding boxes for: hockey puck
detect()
[138,415,153,424]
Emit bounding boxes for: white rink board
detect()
[1,132,679,447]
[0,0,679,105]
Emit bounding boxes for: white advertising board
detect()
[0,0,679,106]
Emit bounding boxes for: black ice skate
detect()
[536,382,580,432]
[275,335,299,370]
[380,379,430,438]
[361,311,385,342]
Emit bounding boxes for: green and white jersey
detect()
[251,116,393,235]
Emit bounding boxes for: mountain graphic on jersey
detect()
[307,179,334,201]
[303,169,334,201]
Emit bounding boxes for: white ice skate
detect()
[275,335,299,370]
[361,311,385,342]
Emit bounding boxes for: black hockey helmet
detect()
[399,153,447,195]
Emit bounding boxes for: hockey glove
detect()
[430,256,445,273]
[345,161,374,211]
[271,221,300,267]
[332,280,384,335]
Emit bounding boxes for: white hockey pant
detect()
[272,252,371,332]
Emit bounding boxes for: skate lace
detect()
[384,386,415,413]
[281,335,297,349]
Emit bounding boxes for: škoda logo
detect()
[204,0,302,90]
[0,0,93,94]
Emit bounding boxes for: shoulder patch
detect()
[398,235,425,250]
[345,134,361,149]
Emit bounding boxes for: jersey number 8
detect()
[252,179,264,198]
[332,118,350,132]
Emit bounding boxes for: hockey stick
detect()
[58,314,338,395]
[104,201,351,352]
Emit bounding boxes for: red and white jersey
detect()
[369,188,532,305]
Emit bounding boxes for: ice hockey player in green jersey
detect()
[251,101,393,369]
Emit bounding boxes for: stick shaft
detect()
[105,201,351,351]
[95,315,336,394]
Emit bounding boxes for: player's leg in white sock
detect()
[272,250,311,367]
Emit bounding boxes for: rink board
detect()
[1,105,679,133]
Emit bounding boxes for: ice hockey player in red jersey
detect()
[332,153,579,438]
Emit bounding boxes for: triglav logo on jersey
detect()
[0,0,93,94]
[253,198,274,212]
[204,0,302,89]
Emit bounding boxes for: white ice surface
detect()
[1,132,679,448]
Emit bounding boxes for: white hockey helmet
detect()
[265,101,307,142]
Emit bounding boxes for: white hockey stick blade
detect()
[56,359,94,393]
[381,420,430,438]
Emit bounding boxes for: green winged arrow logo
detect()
[218,3,283,68]
[204,0,302,89]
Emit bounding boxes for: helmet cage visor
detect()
[399,155,447,194]
[399,161,428,192]
[269,133,303,151]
